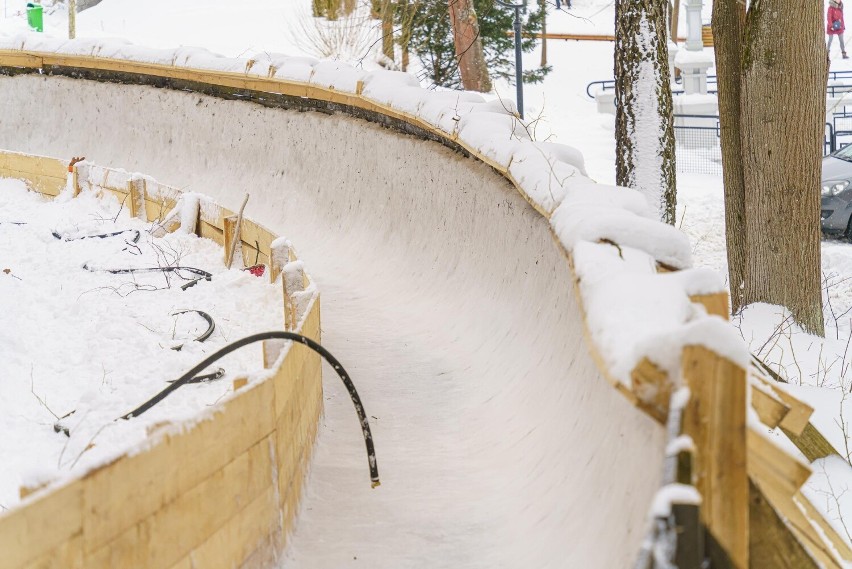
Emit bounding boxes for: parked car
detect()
[822,145,852,238]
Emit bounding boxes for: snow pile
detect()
[0,176,288,510]
[0,35,743,388]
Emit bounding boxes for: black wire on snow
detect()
[169,309,216,351]
[53,229,141,243]
[82,263,212,290]
[121,331,381,487]
[167,367,225,384]
[0,221,26,225]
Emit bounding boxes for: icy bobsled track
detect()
[1,47,850,568]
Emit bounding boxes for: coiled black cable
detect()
[121,331,380,487]
[170,309,216,350]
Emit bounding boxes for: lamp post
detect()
[495,0,526,119]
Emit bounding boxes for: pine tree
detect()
[408,0,550,89]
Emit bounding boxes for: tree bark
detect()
[740,0,826,334]
[614,0,678,224]
[382,0,395,62]
[449,0,493,92]
[712,0,747,313]
[540,0,548,67]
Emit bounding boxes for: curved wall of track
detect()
[0,71,665,567]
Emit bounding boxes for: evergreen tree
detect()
[408,0,550,89]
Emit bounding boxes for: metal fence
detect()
[673,115,722,176]
[673,115,840,177]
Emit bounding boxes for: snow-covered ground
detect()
[5,0,852,559]
[0,177,282,511]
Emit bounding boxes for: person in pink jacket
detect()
[828,0,848,59]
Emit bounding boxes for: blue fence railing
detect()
[587,70,852,100]
[672,114,837,176]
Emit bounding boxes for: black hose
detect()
[167,367,225,384]
[169,310,216,350]
[121,331,380,487]
[54,229,141,243]
[82,263,213,288]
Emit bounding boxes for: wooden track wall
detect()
[0,150,322,569]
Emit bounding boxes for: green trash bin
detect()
[26,3,43,33]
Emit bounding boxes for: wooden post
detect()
[282,261,305,331]
[269,239,292,284]
[682,345,748,568]
[127,178,146,220]
[223,215,245,269]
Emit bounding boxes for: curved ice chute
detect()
[551,200,693,269]
[308,60,365,93]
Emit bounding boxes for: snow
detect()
[650,483,702,517]
[3,0,852,562]
[0,176,283,510]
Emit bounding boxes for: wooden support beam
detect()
[682,345,748,568]
[673,503,704,569]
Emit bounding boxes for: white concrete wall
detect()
[0,74,666,568]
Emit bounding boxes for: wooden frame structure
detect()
[0,51,850,567]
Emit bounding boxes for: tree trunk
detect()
[540,0,548,67]
[712,0,747,313]
[740,0,826,334]
[449,0,493,92]
[382,0,395,62]
[614,0,678,224]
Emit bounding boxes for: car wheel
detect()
[846,215,852,242]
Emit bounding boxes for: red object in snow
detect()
[244,264,266,277]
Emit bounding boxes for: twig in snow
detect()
[30,366,59,420]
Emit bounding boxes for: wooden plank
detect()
[630,357,670,423]
[682,345,748,568]
[781,423,840,462]
[795,490,852,561]
[86,438,273,569]
[754,474,850,568]
[751,383,790,429]
[176,485,279,569]
[22,534,83,569]
[749,480,819,569]
[0,480,83,569]
[747,428,812,497]
[82,378,276,553]
[690,292,730,320]
[752,371,813,436]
